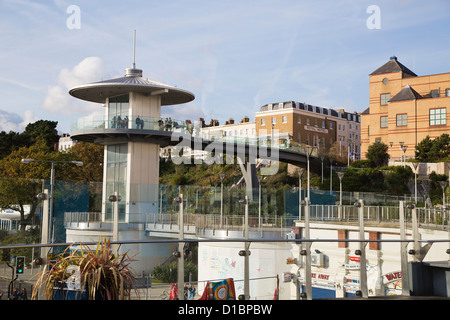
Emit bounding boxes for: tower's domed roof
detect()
[69,67,195,106]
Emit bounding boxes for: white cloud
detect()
[0,109,38,133]
[42,57,105,115]
[162,102,205,122]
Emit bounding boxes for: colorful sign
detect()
[199,278,236,300]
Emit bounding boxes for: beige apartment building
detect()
[361,56,450,160]
[255,101,361,159]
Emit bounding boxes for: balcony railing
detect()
[71,116,189,132]
[70,115,319,156]
[64,204,449,232]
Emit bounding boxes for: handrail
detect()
[0,237,449,251]
[70,115,319,156]
[64,206,449,231]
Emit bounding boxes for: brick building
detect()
[361,56,450,159]
[255,101,360,159]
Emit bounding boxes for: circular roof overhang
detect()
[69,68,195,105]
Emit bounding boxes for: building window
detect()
[396,114,407,126]
[446,89,450,97]
[375,138,382,143]
[282,116,287,123]
[108,94,129,128]
[430,108,446,126]
[380,93,390,105]
[321,120,326,128]
[329,122,333,130]
[272,117,276,125]
[261,118,266,126]
[380,116,388,128]
[431,90,440,98]
[106,143,128,222]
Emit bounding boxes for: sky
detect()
[0,0,450,134]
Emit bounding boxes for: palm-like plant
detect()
[32,239,139,300]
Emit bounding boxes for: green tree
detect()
[0,120,60,160]
[64,142,104,182]
[415,134,450,162]
[366,142,389,167]
[384,166,413,195]
[22,120,59,149]
[0,138,98,231]
[0,139,53,231]
[0,130,28,159]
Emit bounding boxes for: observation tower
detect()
[68,38,195,272]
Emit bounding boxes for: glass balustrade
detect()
[71,115,320,156]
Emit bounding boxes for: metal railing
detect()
[70,115,318,155]
[64,205,449,232]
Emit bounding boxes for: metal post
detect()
[439,181,447,208]
[399,201,410,296]
[411,205,420,261]
[49,162,55,243]
[412,162,419,204]
[304,198,312,300]
[219,173,225,228]
[357,199,368,298]
[243,195,250,300]
[257,175,263,230]
[176,194,185,299]
[307,154,311,201]
[39,190,50,260]
[297,168,304,221]
[329,161,333,193]
[337,171,345,220]
[111,192,120,256]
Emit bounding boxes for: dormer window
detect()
[431,90,440,98]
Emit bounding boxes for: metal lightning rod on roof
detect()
[132,29,136,69]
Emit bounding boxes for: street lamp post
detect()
[303,146,315,201]
[412,162,420,203]
[21,158,83,243]
[174,195,185,298]
[239,196,250,300]
[439,181,448,207]
[337,171,345,221]
[329,158,333,193]
[319,156,324,184]
[297,168,304,220]
[257,175,264,229]
[218,173,225,228]
[401,145,408,167]
[108,192,121,255]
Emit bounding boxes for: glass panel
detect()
[108,94,129,129]
[105,143,128,221]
